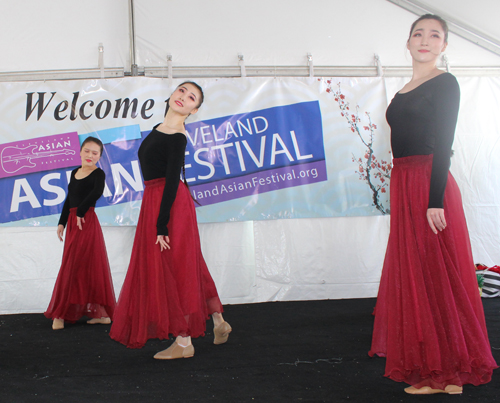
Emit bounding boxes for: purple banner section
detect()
[0,132,80,179]
[190,160,327,206]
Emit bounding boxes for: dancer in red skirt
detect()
[45,136,116,330]
[110,82,231,359]
[369,14,497,394]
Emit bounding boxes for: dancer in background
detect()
[45,136,115,329]
[369,14,497,394]
[110,81,231,359]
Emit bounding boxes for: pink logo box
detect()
[0,132,81,179]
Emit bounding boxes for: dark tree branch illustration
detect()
[322,80,392,214]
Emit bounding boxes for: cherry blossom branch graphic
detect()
[322,79,392,214]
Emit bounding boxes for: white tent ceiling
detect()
[0,0,498,79]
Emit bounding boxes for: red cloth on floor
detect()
[369,155,497,388]
[110,179,223,348]
[45,208,116,322]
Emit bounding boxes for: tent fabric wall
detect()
[0,216,390,314]
[1,1,499,315]
[449,76,500,266]
[2,0,500,75]
[0,1,130,73]
[133,0,500,69]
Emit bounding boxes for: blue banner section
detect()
[79,124,142,145]
[183,101,324,185]
[0,101,328,224]
[190,160,327,206]
[0,128,146,224]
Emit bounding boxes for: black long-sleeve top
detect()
[138,125,187,236]
[386,72,460,208]
[58,167,105,227]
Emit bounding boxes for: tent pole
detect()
[1,65,499,82]
[129,0,138,76]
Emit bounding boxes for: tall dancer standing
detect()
[110,82,231,358]
[369,14,497,394]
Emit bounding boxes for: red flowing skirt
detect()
[44,208,116,322]
[110,179,223,348]
[369,155,497,388]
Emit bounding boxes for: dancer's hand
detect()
[156,235,170,251]
[426,208,446,234]
[57,225,65,242]
[77,216,85,230]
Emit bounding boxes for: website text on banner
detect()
[185,101,327,205]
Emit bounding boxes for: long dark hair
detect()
[408,14,449,43]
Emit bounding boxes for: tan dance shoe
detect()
[52,318,64,330]
[444,385,463,394]
[153,342,195,360]
[87,317,111,325]
[213,321,232,345]
[404,385,463,395]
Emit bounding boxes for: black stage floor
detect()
[1,298,499,402]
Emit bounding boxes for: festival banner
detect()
[185,101,326,205]
[0,77,392,226]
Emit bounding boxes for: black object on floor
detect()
[1,298,499,402]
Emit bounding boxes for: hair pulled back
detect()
[164,81,204,117]
[408,14,449,43]
[81,136,104,156]
[163,81,204,204]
